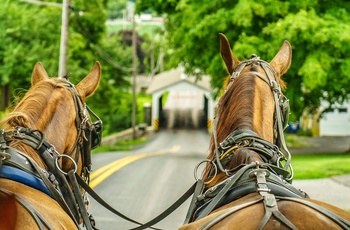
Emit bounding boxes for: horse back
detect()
[180,193,350,230]
[0,178,77,230]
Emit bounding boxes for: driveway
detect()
[289,136,350,154]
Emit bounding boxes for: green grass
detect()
[292,154,350,179]
[92,138,149,153]
[285,134,310,148]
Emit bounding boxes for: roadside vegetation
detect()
[93,137,150,152]
[292,154,350,179]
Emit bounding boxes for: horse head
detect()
[2,62,101,176]
[0,62,101,229]
[182,34,350,230]
[204,33,292,187]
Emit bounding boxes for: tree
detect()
[0,0,135,134]
[0,1,62,109]
[136,0,350,120]
[106,0,127,20]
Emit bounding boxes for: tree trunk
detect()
[0,84,11,111]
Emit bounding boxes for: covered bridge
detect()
[147,67,216,132]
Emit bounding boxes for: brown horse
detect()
[0,62,101,229]
[180,34,350,229]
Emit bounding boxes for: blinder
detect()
[86,106,103,150]
[280,96,290,130]
[79,105,102,173]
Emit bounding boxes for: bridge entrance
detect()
[147,67,215,132]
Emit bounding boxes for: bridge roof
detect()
[146,67,211,94]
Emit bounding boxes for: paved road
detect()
[89,130,210,229]
[88,132,350,230]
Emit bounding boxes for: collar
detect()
[0,165,53,197]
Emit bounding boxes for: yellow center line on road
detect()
[89,145,181,189]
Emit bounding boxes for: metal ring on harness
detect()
[1,152,11,161]
[55,154,77,175]
[194,160,217,185]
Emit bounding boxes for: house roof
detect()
[146,67,211,94]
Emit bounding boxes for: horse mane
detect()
[0,78,65,169]
[209,63,261,155]
[203,63,266,184]
[1,79,63,130]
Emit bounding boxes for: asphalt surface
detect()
[290,136,350,210]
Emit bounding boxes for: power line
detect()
[70,6,133,72]
[19,1,134,72]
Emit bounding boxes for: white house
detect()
[319,100,350,136]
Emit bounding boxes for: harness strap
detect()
[75,173,161,229]
[14,147,80,226]
[196,162,257,220]
[3,130,81,225]
[183,179,204,224]
[67,170,93,230]
[257,194,297,230]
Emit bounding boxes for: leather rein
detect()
[1,58,348,229]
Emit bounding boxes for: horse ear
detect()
[76,61,101,101]
[31,62,49,86]
[270,41,292,76]
[219,33,240,75]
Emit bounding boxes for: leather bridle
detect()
[211,54,293,182]
[62,79,102,176]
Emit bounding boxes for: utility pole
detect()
[132,16,137,140]
[20,0,68,77]
[58,0,69,77]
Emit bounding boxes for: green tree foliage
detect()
[107,0,127,19]
[136,0,350,119]
[0,0,134,134]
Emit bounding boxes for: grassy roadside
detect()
[92,138,150,152]
[292,154,350,179]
